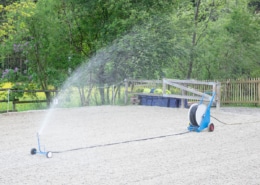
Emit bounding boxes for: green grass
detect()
[0,85,127,112]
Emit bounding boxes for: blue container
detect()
[146,96,153,106]
[139,95,146,106]
[164,97,169,107]
[177,99,188,108]
[168,98,178,108]
[151,96,159,106]
[158,97,169,107]
[151,96,168,107]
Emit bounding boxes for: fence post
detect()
[258,80,260,106]
[181,85,185,109]
[12,101,16,111]
[7,89,10,112]
[124,79,128,105]
[162,78,166,94]
[216,82,221,110]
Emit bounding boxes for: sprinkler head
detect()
[30,132,53,158]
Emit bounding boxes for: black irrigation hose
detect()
[52,131,190,154]
[51,116,260,154]
[210,115,260,125]
[189,105,199,127]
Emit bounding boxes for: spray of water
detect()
[38,46,116,135]
[37,15,174,135]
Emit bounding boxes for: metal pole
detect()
[124,79,128,105]
[7,89,10,112]
[216,82,221,111]
[112,85,115,105]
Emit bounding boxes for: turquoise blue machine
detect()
[188,92,216,132]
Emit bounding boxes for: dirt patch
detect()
[0,106,259,184]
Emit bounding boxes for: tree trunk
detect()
[77,86,86,106]
[44,91,51,107]
[99,87,105,105]
[98,64,105,104]
[106,87,110,104]
[187,0,201,79]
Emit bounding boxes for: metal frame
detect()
[124,78,221,110]
[31,133,52,158]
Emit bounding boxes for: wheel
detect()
[208,123,214,132]
[31,148,37,155]
[46,151,53,158]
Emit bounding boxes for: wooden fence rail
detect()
[1,78,260,112]
[0,89,58,112]
[125,78,260,107]
[221,78,260,105]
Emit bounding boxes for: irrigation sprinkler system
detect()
[187,92,216,132]
[30,92,217,158]
[30,133,52,158]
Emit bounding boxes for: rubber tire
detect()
[31,148,37,155]
[189,104,199,126]
[46,151,53,158]
[208,123,214,132]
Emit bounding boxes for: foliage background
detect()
[0,0,260,107]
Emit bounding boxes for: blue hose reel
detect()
[188,92,215,132]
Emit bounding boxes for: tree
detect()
[1,0,260,108]
[165,0,260,80]
[0,1,36,92]
[0,0,80,104]
[197,0,260,79]
[59,0,179,105]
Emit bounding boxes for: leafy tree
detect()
[0,0,79,104]
[0,1,36,91]
[248,0,260,13]
[165,0,260,80]
[58,0,179,105]
[1,0,260,108]
[197,1,260,79]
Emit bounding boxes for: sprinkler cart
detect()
[188,92,215,132]
[30,133,52,158]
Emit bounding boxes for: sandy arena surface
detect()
[0,105,260,185]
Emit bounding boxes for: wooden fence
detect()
[125,78,260,107]
[1,78,259,112]
[0,89,58,112]
[124,79,221,108]
[221,78,260,105]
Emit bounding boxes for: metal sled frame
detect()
[30,133,52,158]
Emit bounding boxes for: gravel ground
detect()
[0,105,259,185]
